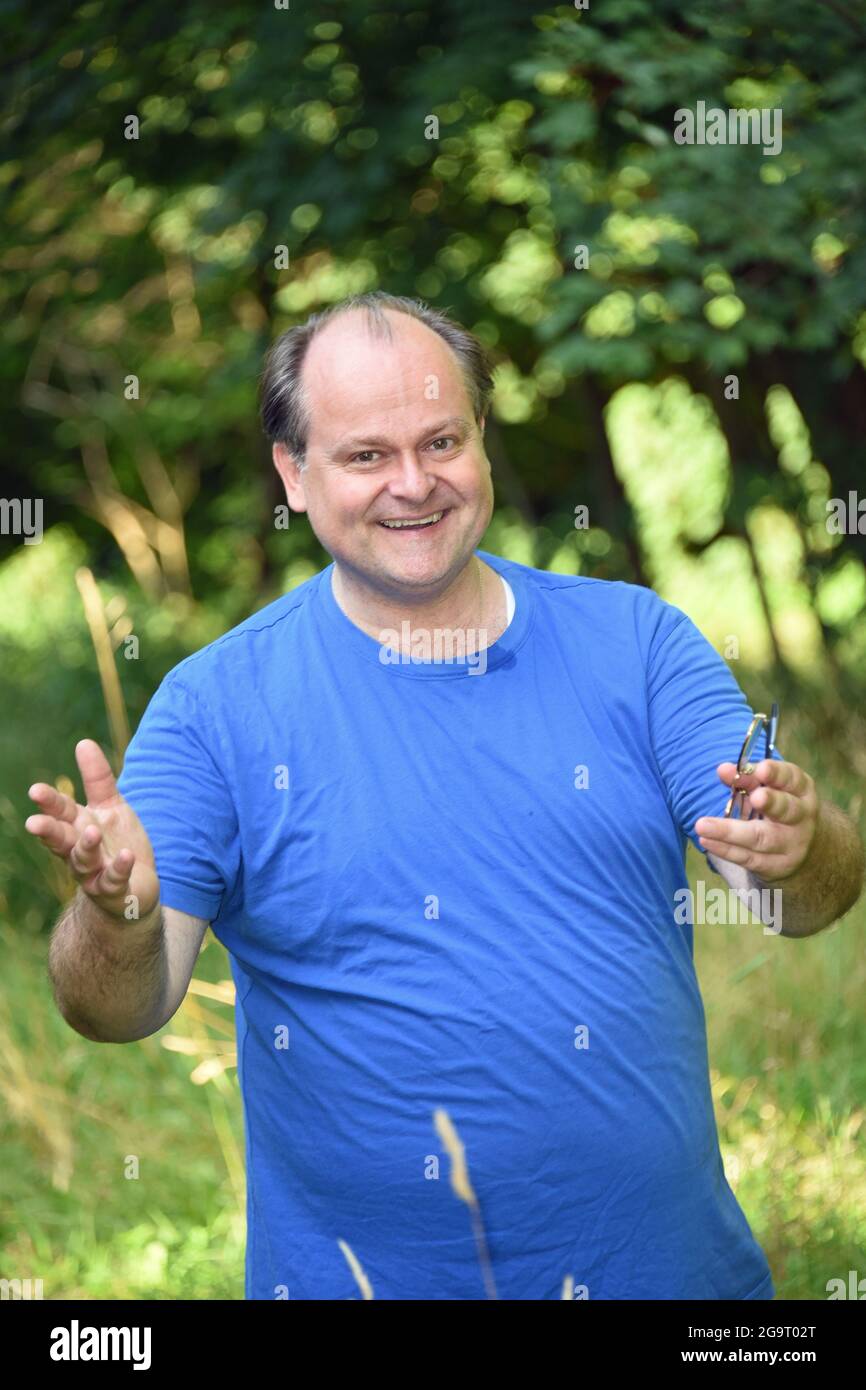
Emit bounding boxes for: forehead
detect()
[301,310,470,423]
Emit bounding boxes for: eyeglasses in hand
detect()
[723,701,780,819]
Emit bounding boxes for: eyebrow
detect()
[325,416,472,459]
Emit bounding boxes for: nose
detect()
[386,452,439,504]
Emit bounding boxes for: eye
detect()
[349,451,382,465]
[428,436,458,451]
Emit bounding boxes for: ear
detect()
[273,443,308,513]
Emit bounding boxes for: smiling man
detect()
[29,292,864,1301]
[266,292,510,671]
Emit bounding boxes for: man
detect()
[27,292,864,1300]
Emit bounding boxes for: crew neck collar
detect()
[315,549,534,677]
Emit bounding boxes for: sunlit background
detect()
[1,0,864,1299]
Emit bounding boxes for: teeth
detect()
[381,511,443,529]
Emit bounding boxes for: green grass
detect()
[693,840,866,1300]
[0,924,245,1299]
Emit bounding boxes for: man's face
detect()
[272,310,494,598]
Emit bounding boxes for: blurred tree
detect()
[2,0,864,670]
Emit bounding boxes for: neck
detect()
[331,556,507,656]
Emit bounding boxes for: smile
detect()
[379,510,448,531]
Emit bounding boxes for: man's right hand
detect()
[26,738,159,922]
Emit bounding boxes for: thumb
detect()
[75,739,121,809]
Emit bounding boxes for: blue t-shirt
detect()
[117,550,780,1301]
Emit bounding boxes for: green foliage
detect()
[2,0,865,1304]
[3,0,865,607]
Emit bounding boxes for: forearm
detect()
[751,799,865,938]
[48,889,169,1042]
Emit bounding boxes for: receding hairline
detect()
[302,300,457,364]
[259,291,496,460]
[297,305,480,446]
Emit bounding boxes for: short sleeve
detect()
[117,672,241,921]
[646,608,785,859]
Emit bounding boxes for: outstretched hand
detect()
[695,758,820,884]
[25,739,159,920]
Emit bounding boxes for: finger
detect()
[747,786,807,824]
[698,834,787,872]
[27,783,79,824]
[75,739,121,810]
[68,823,107,877]
[24,813,80,857]
[716,762,762,797]
[696,836,757,869]
[89,848,135,899]
[695,814,785,853]
[715,762,741,785]
[751,759,810,797]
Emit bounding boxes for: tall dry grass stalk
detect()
[338,1240,374,1299]
[0,924,120,1194]
[334,1110,498,1299]
[433,1107,498,1299]
[75,565,130,764]
[72,573,245,1214]
[160,967,245,1215]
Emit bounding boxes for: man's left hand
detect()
[695,759,820,884]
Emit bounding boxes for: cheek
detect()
[467,468,494,514]
[312,481,367,523]
[446,462,485,502]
